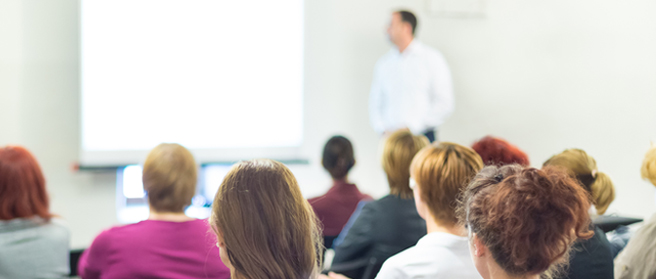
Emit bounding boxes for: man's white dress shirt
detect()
[375,232,482,279]
[369,40,454,135]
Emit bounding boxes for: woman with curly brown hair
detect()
[460,165,594,279]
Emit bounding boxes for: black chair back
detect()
[69,249,85,277]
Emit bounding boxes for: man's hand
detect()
[318,272,352,279]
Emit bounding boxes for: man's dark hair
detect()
[322,136,355,180]
[397,10,417,35]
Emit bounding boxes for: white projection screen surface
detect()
[80,0,304,166]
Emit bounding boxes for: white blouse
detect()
[375,232,481,279]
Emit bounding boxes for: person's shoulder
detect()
[375,194,413,207]
[92,220,156,242]
[358,196,397,220]
[415,41,447,61]
[415,41,442,54]
[308,192,339,214]
[383,239,479,278]
[387,245,422,263]
[360,193,374,201]
[638,213,656,232]
[43,218,71,241]
[376,245,425,278]
[308,192,329,205]
[363,195,388,209]
[379,48,397,59]
[374,49,397,67]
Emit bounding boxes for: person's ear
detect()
[215,228,226,249]
[404,22,413,35]
[472,233,486,257]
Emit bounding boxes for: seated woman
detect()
[461,165,594,279]
[615,145,656,279]
[78,143,230,279]
[376,142,484,278]
[330,130,429,277]
[0,146,70,278]
[210,159,321,278]
[309,136,372,249]
[543,149,614,279]
[471,135,530,166]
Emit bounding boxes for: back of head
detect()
[142,143,197,213]
[396,10,417,35]
[211,159,320,279]
[543,149,615,215]
[382,130,429,199]
[322,136,355,180]
[460,165,593,277]
[410,142,484,226]
[641,145,656,187]
[471,136,530,167]
[0,146,50,221]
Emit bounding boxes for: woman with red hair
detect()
[471,136,530,166]
[0,146,70,278]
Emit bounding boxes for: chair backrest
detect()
[593,215,643,232]
[328,244,399,279]
[362,257,383,279]
[69,249,85,277]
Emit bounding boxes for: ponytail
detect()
[641,146,656,186]
[590,172,614,215]
[543,149,615,215]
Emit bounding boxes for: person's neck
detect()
[333,177,349,185]
[487,270,540,279]
[148,209,194,222]
[396,37,414,53]
[485,260,540,279]
[426,214,465,236]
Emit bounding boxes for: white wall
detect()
[1,0,655,248]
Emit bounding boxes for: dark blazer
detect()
[558,225,614,279]
[331,194,426,274]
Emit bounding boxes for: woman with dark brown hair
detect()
[460,165,594,279]
[309,136,372,250]
[210,159,322,279]
[0,146,70,278]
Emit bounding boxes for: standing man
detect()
[369,11,454,142]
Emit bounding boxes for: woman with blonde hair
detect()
[210,159,321,279]
[461,165,594,279]
[543,149,614,279]
[375,142,484,278]
[79,143,229,279]
[614,145,656,279]
[330,130,429,278]
[544,149,615,215]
